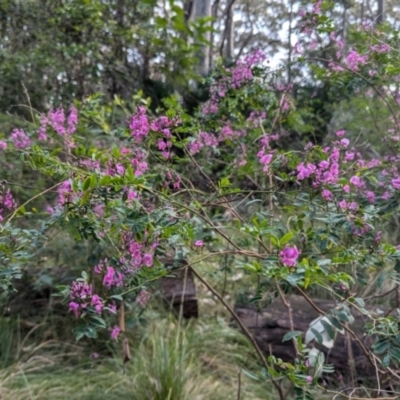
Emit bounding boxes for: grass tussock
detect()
[0,317,274,400]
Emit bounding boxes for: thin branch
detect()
[191,266,285,400]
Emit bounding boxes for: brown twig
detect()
[191,266,285,400]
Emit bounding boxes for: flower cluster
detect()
[129,106,149,142]
[203,49,267,114]
[11,129,31,149]
[38,105,78,141]
[0,188,17,222]
[69,280,104,318]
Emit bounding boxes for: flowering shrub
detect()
[2,2,400,398]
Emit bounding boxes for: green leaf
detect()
[320,319,336,340]
[327,315,343,331]
[332,309,349,322]
[80,190,91,206]
[99,175,111,186]
[280,231,294,246]
[282,330,302,342]
[218,177,230,189]
[90,315,107,329]
[310,328,324,344]
[269,235,279,247]
[373,339,390,354]
[382,353,391,368]
[90,174,97,189]
[354,297,365,308]
[16,206,26,216]
[82,176,91,191]
[241,369,259,381]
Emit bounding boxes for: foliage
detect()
[2,1,400,399]
[0,0,211,115]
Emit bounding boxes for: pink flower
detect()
[321,189,332,201]
[194,240,204,247]
[340,138,350,147]
[339,199,347,209]
[11,129,31,149]
[49,107,66,135]
[128,190,138,201]
[91,294,103,314]
[67,105,78,134]
[136,290,151,307]
[103,266,124,288]
[336,130,345,137]
[306,375,313,384]
[365,191,375,203]
[297,163,316,180]
[344,152,355,162]
[346,50,368,71]
[319,160,329,169]
[343,185,350,193]
[110,325,121,340]
[69,302,80,318]
[279,245,300,267]
[392,178,400,189]
[0,141,7,150]
[142,253,153,267]
[350,176,362,187]
[129,106,149,142]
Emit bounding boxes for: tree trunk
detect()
[377,0,385,25]
[225,0,235,62]
[192,0,212,76]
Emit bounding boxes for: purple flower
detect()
[344,151,355,162]
[127,190,138,201]
[365,191,375,203]
[67,105,78,134]
[318,160,329,169]
[279,245,300,267]
[110,325,121,340]
[11,129,31,149]
[49,107,66,135]
[306,375,313,384]
[108,303,117,314]
[392,178,400,189]
[321,189,332,201]
[340,138,350,147]
[69,301,80,318]
[129,106,149,142]
[136,290,151,307]
[194,240,204,247]
[142,253,153,267]
[0,141,7,150]
[296,163,316,180]
[336,130,345,137]
[350,176,362,187]
[103,266,124,288]
[91,294,103,314]
[346,50,368,71]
